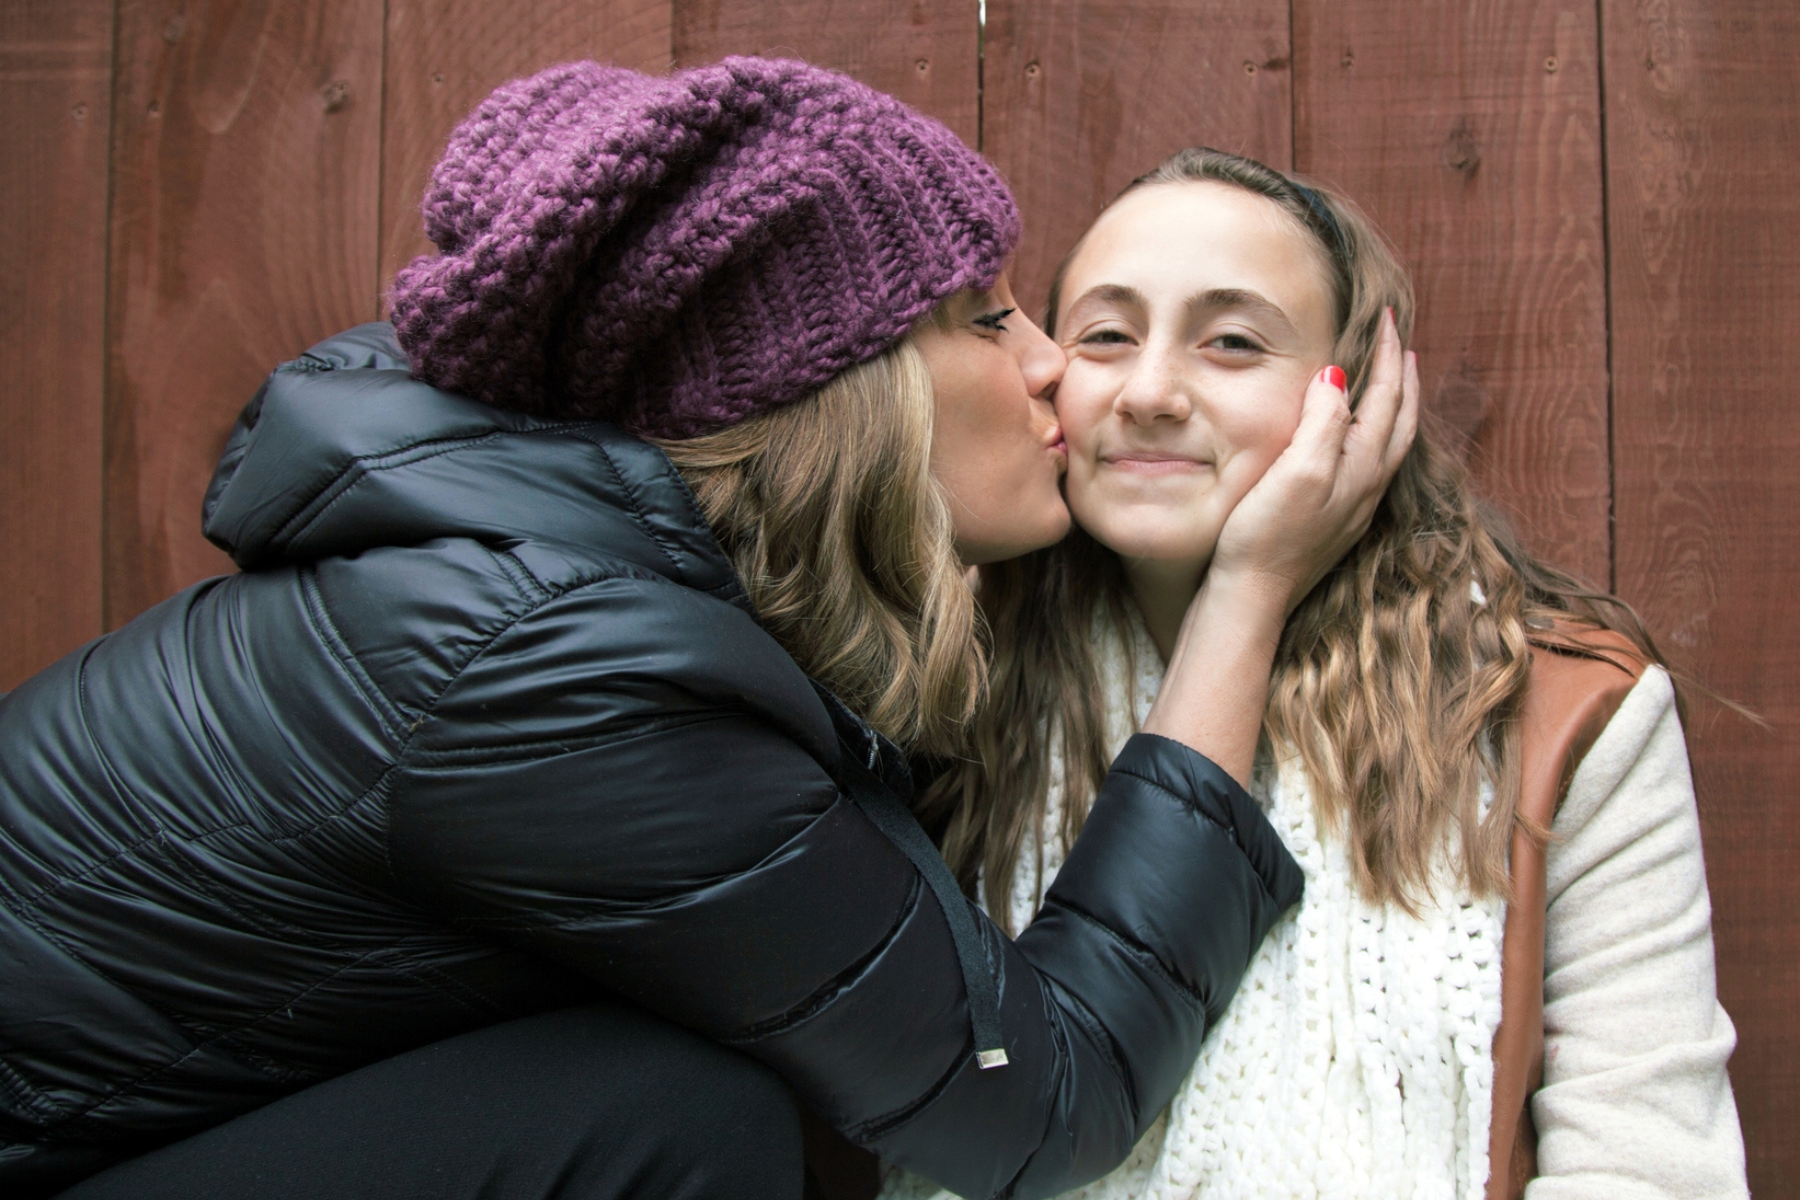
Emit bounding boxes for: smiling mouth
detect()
[1102,454,1208,475]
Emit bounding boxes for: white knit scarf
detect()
[886,612,1505,1200]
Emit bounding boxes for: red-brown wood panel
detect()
[1604,1,1800,1190]
[379,0,674,294]
[105,0,383,627]
[0,1,113,690]
[982,0,1293,318]
[673,0,979,147]
[1294,0,1612,587]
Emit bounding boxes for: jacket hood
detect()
[203,323,748,609]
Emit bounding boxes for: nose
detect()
[1010,310,1067,405]
[1113,340,1191,424]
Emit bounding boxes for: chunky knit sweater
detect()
[887,613,1747,1200]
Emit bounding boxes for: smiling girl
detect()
[913,149,1748,1199]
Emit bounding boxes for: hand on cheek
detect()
[1208,310,1415,613]
[1206,365,1322,550]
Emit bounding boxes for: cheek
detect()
[948,361,1019,440]
[1059,414,1109,510]
[1053,373,1110,455]
[933,368,997,469]
[1251,411,1303,468]
[1221,390,1306,474]
[934,366,1041,499]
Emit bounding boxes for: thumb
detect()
[1283,364,1354,478]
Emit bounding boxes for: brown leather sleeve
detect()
[1486,628,1645,1200]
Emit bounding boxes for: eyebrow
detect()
[1065,283,1299,337]
[1069,283,1146,311]
[1194,287,1299,336]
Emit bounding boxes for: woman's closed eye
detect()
[972,307,1016,334]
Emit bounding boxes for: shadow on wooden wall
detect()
[2,0,1794,1192]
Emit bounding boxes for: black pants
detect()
[56,1002,804,1200]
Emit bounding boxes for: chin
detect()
[1065,500,1195,557]
[1078,510,1213,564]
[960,505,1072,566]
[1015,510,1074,560]
[1025,489,1074,549]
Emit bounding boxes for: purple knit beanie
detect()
[389,58,1021,438]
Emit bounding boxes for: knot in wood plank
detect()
[1441,119,1480,175]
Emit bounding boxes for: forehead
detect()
[1065,181,1335,317]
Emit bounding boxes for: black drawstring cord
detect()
[839,753,1009,1068]
[812,681,1007,1069]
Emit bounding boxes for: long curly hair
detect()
[918,148,1664,927]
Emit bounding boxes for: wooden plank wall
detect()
[982,0,1292,316]
[2,0,1794,1191]
[1604,0,1800,1185]
[105,0,385,624]
[0,0,113,688]
[379,0,673,289]
[673,0,979,144]
[1293,0,1613,585]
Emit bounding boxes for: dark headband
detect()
[1292,182,1349,268]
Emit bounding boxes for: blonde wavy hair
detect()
[655,328,986,757]
[918,148,1663,926]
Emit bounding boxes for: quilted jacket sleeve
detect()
[380,573,1302,1200]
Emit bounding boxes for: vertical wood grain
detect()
[982,0,1292,318]
[3,0,1789,1180]
[0,1,113,689]
[379,0,674,294]
[105,0,384,626]
[673,0,979,147]
[1294,0,1612,586]
[1604,1,1800,1189]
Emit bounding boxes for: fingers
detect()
[1342,308,1403,465]
[1285,363,1356,478]
[1384,349,1420,474]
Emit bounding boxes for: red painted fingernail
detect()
[1321,365,1347,390]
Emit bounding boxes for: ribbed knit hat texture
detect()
[389,58,1020,437]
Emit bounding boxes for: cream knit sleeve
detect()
[1527,666,1748,1199]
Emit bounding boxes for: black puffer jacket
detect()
[0,325,1301,1199]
